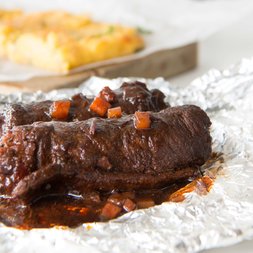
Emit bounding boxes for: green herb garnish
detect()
[137,26,152,35]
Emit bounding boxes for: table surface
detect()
[169,12,253,253]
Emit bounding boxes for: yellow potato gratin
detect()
[0,10,144,72]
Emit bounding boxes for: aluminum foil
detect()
[1,58,253,253]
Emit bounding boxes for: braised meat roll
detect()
[0,105,212,200]
[0,81,168,135]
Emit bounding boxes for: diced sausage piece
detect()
[134,111,151,129]
[107,107,122,118]
[123,198,136,212]
[101,202,122,220]
[89,97,111,117]
[51,101,71,120]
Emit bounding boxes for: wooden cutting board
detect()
[0,43,197,94]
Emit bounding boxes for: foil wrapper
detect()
[1,58,253,253]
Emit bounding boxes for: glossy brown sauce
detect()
[0,153,223,229]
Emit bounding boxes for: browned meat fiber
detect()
[0,105,212,200]
[0,81,168,134]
